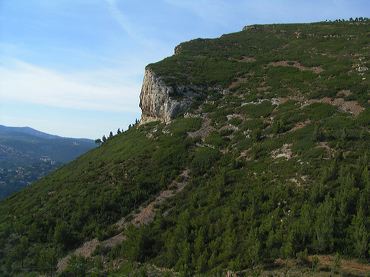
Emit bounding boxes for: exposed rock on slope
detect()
[139,68,197,123]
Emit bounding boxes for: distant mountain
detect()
[0,125,95,199]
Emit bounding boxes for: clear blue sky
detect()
[0,0,368,138]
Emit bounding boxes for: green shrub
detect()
[205,131,226,147]
[191,147,220,175]
[240,101,275,118]
[311,256,320,272]
[170,117,202,136]
[229,117,243,126]
[63,255,89,277]
[302,103,337,120]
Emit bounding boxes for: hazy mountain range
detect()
[0,125,95,199]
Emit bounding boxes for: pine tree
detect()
[274,120,284,134]
[295,203,313,249]
[312,124,323,142]
[168,211,191,269]
[350,208,368,258]
[314,197,335,252]
[64,255,88,276]
[194,227,206,259]
[310,179,326,203]
[361,165,369,189]
[95,138,102,145]
[337,172,357,220]
[241,228,261,267]
[14,236,28,268]
[54,221,74,249]
[37,247,57,275]
[175,241,191,273]
[222,224,236,260]
[252,129,262,142]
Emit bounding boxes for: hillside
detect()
[0,20,369,276]
[0,125,95,199]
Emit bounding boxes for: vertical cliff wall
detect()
[139,68,196,124]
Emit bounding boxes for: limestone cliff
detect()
[139,68,196,124]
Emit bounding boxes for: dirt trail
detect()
[57,239,100,272]
[226,255,370,277]
[309,255,370,275]
[131,169,189,226]
[57,169,190,273]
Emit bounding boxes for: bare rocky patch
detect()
[288,175,309,187]
[229,56,256,63]
[271,144,294,160]
[336,89,352,97]
[238,56,256,63]
[257,86,272,92]
[226,113,244,121]
[289,120,311,132]
[306,97,364,116]
[219,124,239,133]
[277,94,364,116]
[269,60,324,74]
[239,148,252,161]
[316,141,335,159]
[100,233,125,249]
[187,116,214,140]
[229,76,249,89]
[57,239,100,272]
[146,126,159,139]
[241,98,280,106]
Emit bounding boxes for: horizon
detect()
[0,123,94,140]
[1,0,369,139]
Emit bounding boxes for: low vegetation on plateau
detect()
[0,20,369,276]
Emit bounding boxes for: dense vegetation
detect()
[150,21,369,106]
[0,20,369,276]
[0,126,95,199]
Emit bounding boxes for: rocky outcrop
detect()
[174,44,183,55]
[139,68,197,124]
[242,24,260,31]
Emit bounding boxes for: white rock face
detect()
[139,68,195,124]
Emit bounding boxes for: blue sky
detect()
[0,0,369,139]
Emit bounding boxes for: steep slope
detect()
[0,21,369,276]
[0,125,95,199]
